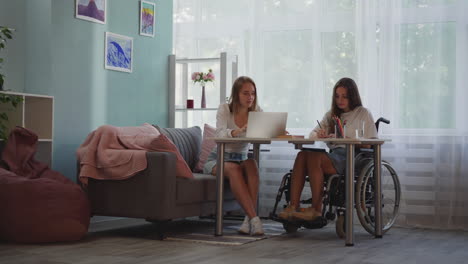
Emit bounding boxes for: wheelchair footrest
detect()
[270,215,328,229]
[301,217,327,229]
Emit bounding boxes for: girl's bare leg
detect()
[241,159,259,211]
[212,162,257,218]
[290,151,309,209]
[305,152,336,213]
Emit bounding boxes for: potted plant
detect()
[191,69,215,108]
[0,26,23,140]
[0,26,13,91]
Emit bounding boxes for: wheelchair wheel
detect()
[335,214,345,239]
[282,222,299,233]
[356,160,401,235]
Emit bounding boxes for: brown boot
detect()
[278,205,296,221]
[291,207,320,221]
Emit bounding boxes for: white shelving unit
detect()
[168,52,238,128]
[0,91,54,166]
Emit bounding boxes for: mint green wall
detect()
[0,0,172,180]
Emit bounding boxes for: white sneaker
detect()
[249,216,264,236]
[238,216,250,234]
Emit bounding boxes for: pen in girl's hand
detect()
[316,120,322,129]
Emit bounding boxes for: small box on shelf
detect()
[187,99,194,109]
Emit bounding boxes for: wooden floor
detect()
[1,217,467,264]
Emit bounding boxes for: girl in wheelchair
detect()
[278,77,378,222]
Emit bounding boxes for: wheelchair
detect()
[269,118,401,238]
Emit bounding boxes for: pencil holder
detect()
[334,124,344,138]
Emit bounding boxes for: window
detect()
[399,22,456,129]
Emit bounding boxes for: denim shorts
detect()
[203,150,248,174]
[327,148,347,175]
[327,147,368,175]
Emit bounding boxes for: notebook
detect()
[246,112,288,138]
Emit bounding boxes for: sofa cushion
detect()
[176,173,235,205]
[194,124,216,173]
[150,133,194,179]
[154,126,202,171]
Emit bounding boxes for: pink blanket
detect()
[76,123,161,184]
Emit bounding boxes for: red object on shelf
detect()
[187,99,194,109]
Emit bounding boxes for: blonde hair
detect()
[228,76,258,113]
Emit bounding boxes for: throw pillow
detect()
[154,126,202,171]
[194,124,217,172]
[150,133,193,179]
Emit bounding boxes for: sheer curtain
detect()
[173,0,468,230]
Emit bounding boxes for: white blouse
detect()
[215,103,263,154]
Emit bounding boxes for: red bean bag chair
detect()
[0,127,90,243]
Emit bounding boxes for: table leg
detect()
[252,143,260,166]
[345,144,355,246]
[374,144,383,238]
[252,143,261,214]
[215,143,226,236]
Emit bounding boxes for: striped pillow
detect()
[194,124,216,173]
[153,126,202,171]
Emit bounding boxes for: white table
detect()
[212,137,390,246]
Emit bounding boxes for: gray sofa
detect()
[78,126,239,226]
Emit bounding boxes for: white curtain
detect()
[173,0,468,230]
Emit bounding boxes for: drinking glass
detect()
[357,121,365,138]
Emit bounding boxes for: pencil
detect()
[316,120,322,129]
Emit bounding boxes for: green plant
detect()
[1,26,13,90]
[0,93,23,140]
[0,27,21,140]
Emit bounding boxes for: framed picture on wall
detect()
[75,0,107,24]
[139,1,155,37]
[105,32,133,73]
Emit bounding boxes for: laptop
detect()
[246,112,288,138]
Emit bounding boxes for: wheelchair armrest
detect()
[248,149,271,152]
[358,148,373,153]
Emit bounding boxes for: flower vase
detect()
[201,86,206,108]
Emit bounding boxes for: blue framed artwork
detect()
[105,32,133,73]
[140,1,155,37]
[76,0,106,24]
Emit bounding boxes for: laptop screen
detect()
[246,112,288,138]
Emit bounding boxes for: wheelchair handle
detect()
[375,117,390,132]
[377,117,390,124]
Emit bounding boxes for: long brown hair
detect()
[228,76,258,113]
[328,77,363,133]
